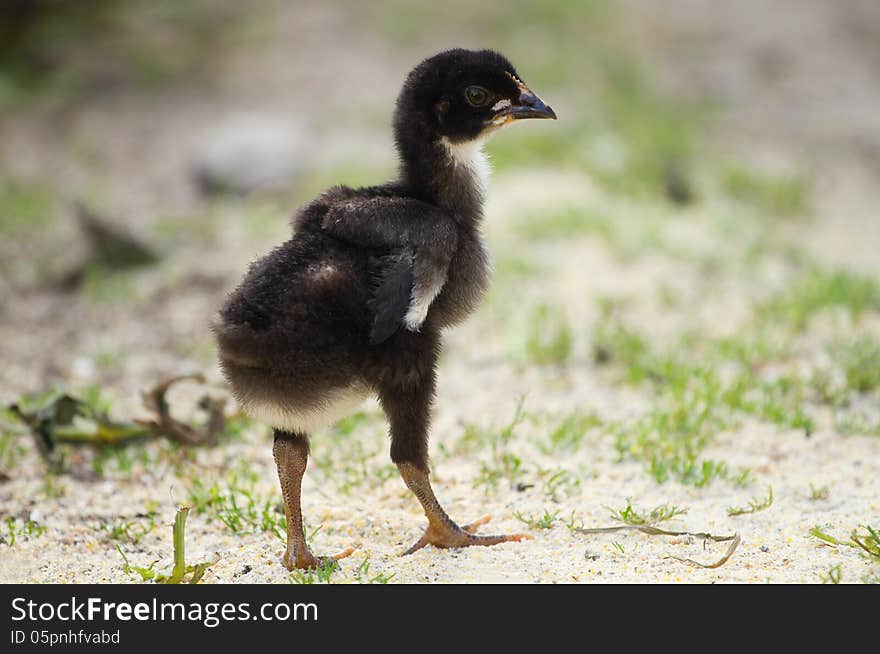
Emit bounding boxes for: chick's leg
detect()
[379,355,529,555]
[396,462,531,555]
[273,430,354,570]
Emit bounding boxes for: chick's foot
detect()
[403,514,531,555]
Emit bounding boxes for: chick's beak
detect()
[495,85,557,122]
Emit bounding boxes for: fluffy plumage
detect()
[213,48,556,569]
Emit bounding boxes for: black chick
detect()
[213,48,556,570]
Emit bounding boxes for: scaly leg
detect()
[397,461,530,555]
[377,338,529,555]
[273,429,354,570]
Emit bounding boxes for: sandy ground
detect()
[1,1,879,583]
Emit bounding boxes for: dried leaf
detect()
[667,533,742,569]
[138,374,226,446]
[6,375,227,471]
[575,524,737,542]
[575,524,741,569]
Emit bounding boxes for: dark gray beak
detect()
[496,86,558,121]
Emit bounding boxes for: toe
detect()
[332,547,356,561]
[463,515,492,534]
[402,539,428,556]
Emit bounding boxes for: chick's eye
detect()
[464,85,490,107]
